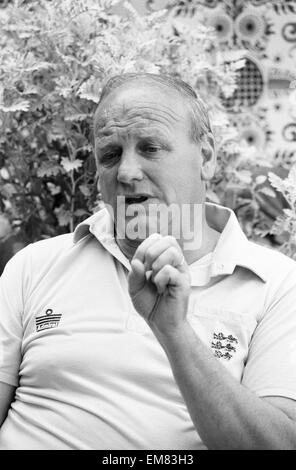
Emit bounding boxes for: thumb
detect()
[128,258,146,297]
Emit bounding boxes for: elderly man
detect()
[0,73,296,450]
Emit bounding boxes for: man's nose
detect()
[117,151,143,184]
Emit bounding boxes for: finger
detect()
[151,246,185,273]
[152,264,183,295]
[128,258,146,296]
[133,233,162,264]
[141,236,181,271]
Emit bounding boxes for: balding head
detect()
[94,73,213,145]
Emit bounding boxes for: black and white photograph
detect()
[0,0,296,455]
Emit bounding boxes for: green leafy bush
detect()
[268,167,296,260]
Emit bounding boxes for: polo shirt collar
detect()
[204,203,267,283]
[73,203,267,285]
[73,207,131,271]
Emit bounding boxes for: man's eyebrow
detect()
[96,142,120,152]
[95,137,118,150]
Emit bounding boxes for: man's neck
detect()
[181,222,220,265]
[116,236,142,261]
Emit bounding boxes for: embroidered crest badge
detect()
[211,332,238,360]
[35,308,62,332]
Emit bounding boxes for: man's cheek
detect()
[99,176,115,200]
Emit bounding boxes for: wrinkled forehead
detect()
[94,84,190,137]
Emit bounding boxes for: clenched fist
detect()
[128,233,191,337]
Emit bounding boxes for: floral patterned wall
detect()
[132,0,296,166]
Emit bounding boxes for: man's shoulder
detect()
[9,233,75,268]
[29,232,74,253]
[1,233,77,285]
[248,240,296,267]
[247,239,296,280]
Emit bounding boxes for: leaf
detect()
[0,214,11,240]
[78,78,101,103]
[255,175,267,185]
[123,1,143,25]
[0,168,10,180]
[65,113,90,122]
[1,183,17,198]
[268,172,285,193]
[231,59,246,71]
[74,208,88,217]
[46,182,61,195]
[24,61,54,73]
[283,208,294,218]
[0,100,30,113]
[287,165,296,186]
[54,207,72,227]
[61,157,83,172]
[270,215,286,236]
[258,187,276,198]
[79,184,91,197]
[238,170,252,184]
[37,162,62,178]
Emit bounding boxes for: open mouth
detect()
[125,195,149,205]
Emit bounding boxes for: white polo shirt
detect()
[0,203,296,450]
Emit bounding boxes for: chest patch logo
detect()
[211,332,238,360]
[35,308,62,332]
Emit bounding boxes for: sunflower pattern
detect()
[207,11,233,44]
[235,9,265,44]
[161,0,296,159]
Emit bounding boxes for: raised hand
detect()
[128,233,191,337]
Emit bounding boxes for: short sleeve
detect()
[0,247,30,387]
[242,266,296,400]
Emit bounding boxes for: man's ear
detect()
[200,133,216,181]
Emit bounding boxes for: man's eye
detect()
[141,145,160,154]
[100,149,121,165]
